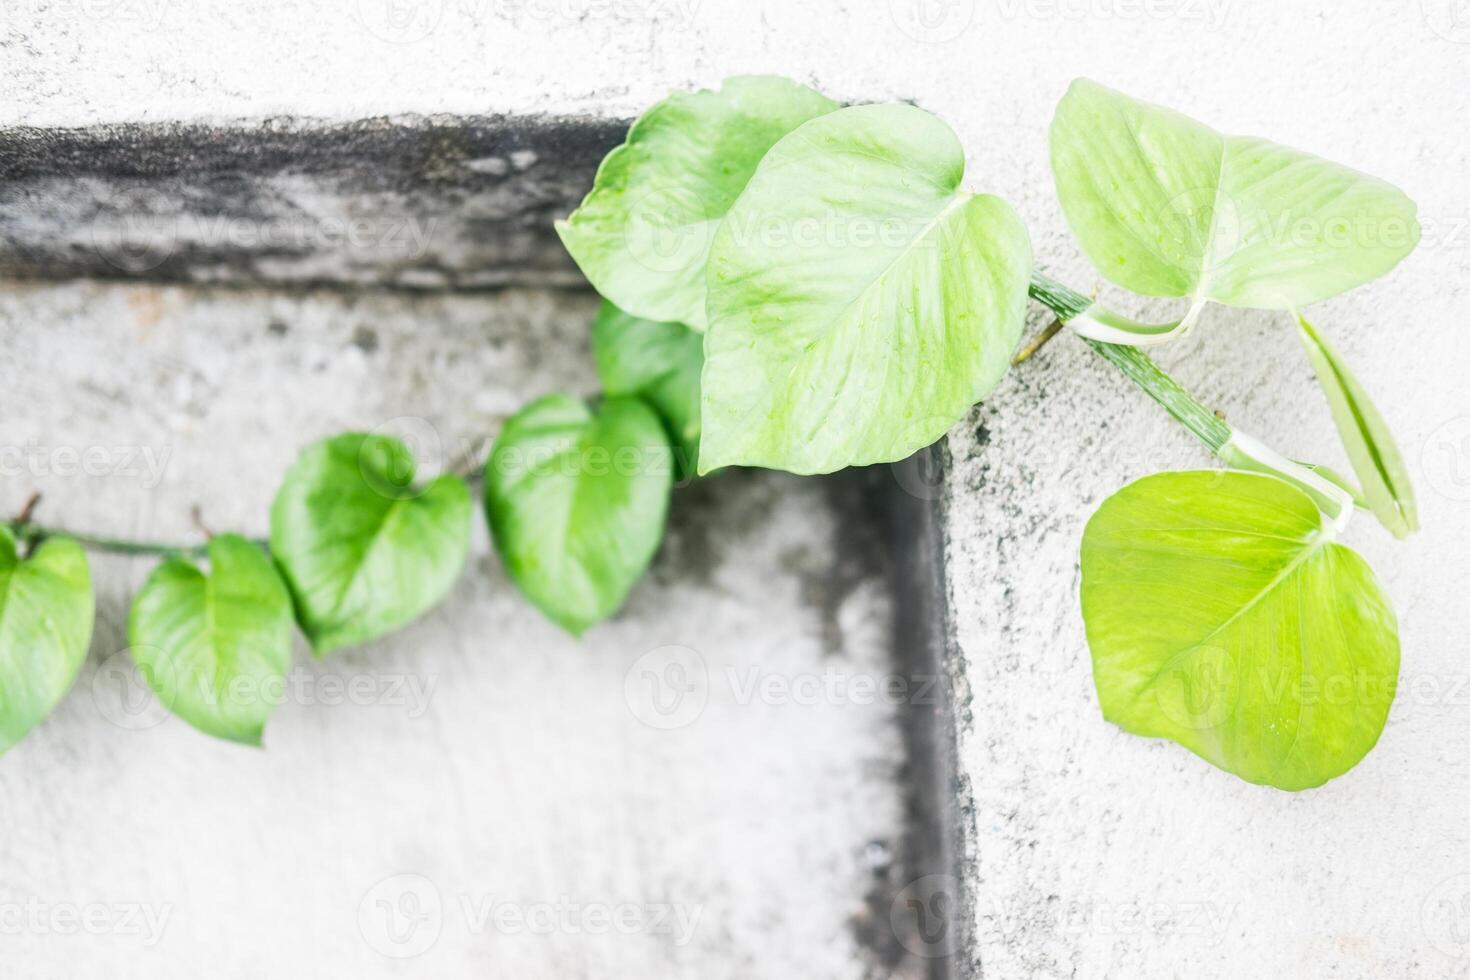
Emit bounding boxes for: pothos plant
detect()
[1,77,1417,793]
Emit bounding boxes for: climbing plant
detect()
[4,76,1418,791]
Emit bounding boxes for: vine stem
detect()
[10,272,1344,557]
[1026,271,1356,524]
[5,521,218,558]
[1026,272,1232,453]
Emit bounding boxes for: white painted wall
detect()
[4,1,1469,977]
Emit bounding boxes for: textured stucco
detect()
[4,1,1470,977]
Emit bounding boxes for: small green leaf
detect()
[128,535,294,746]
[1051,79,1418,311]
[1296,314,1417,538]
[556,76,838,331]
[592,299,703,477]
[485,394,672,635]
[270,433,471,655]
[1081,470,1399,790]
[701,103,1032,475]
[0,528,93,754]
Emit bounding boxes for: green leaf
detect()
[0,529,93,754]
[1051,79,1418,311]
[485,394,672,635]
[701,103,1032,475]
[1296,314,1417,538]
[1081,470,1399,790]
[556,76,838,331]
[127,534,294,746]
[592,299,703,477]
[270,433,471,655]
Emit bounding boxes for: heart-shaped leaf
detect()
[1081,470,1399,790]
[556,76,838,331]
[1051,79,1418,312]
[270,433,471,655]
[128,534,294,745]
[0,529,93,754]
[485,394,672,635]
[592,299,703,477]
[700,102,1032,475]
[1296,314,1417,538]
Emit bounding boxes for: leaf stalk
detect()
[1027,271,1355,528]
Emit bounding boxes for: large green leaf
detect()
[1081,470,1399,790]
[556,76,838,331]
[1051,79,1418,311]
[128,534,294,745]
[270,433,471,655]
[592,299,703,477]
[0,528,93,754]
[485,394,672,635]
[1296,314,1417,539]
[700,103,1032,475]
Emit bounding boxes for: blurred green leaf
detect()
[129,534,294,745]
[0,528,93,755]
[592,300,703,477]
[271,433,471,654]
[485,395,672,635]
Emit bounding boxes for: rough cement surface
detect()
[933,16,1470,980]
[5,2,1470,977]
[0,281,919,978]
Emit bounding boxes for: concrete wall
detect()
[5,1,1470,977]
[0,281,932,978]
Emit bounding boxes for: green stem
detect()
[1028,272,1231,453]
[5,521,265,559]
[1028,272,1356,526]
[1080,341,1233,453]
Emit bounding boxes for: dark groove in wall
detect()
[862,447,975,978]
[0,113,630,289]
